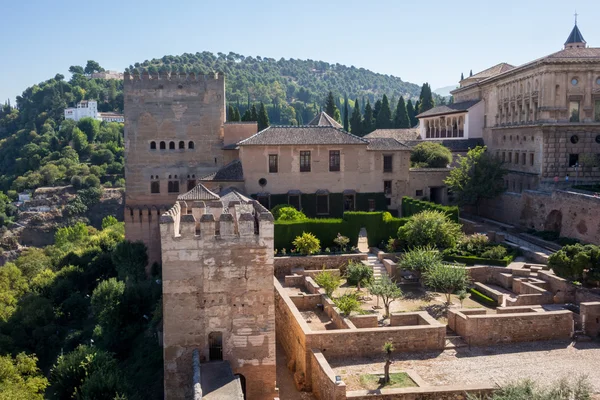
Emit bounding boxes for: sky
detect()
[1,0,599,103]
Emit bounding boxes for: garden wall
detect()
[274,253,367,278]
[447,308,573,346]
[345,384,496,400]
[580,302,600,338]
[310,350,346,400]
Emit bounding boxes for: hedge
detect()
[469,288,496,307]
[274,211,408,250]
[443,254,513,267]
[401,196,459,223]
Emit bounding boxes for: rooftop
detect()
[404,138,484,152]
[177,183,220,201]
[416,100,481,118]
[565,23,586,46]
[200,160,244,182]
[364,128,420,141]
[238,126,368,146]
[366,137,410,151]
[307,111,343,128]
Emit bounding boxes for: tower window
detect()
[188,141,195,149]
[168,179,179,193]
[150,141,156,150]
[160,141,166,150]
[169,141,175,150]
[179,141,185,149]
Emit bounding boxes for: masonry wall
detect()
[581,302,600,337]
[274,253,368,278]
[161,204,276,400]
[224,122,258,146]
[310,350,346,400]
[407,169,450,204]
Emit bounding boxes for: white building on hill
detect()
[64,100,123,123]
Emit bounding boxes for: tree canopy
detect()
[410,142,452,168]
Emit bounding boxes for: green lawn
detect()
[358,372,417,389]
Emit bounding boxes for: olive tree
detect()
[422,263,469,304]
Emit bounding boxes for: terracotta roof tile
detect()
[238,126,367,146]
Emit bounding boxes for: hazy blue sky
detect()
[1,0,598,103]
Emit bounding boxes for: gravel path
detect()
[330,340,600,393]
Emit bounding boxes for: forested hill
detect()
[127,51,423,107]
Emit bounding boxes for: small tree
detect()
[333,293,362,316]
[410,142,452,168]
[368,277,403,318]
[457,290,469,307]
[382,342,394,384]
[314,270,341,298]
[422,263,469,304]
[333,233,350,252]
[345,262,373,291]
[293,232,321,255]
[398,210,463,249]
[399,245,442,274]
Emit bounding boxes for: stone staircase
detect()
[445,327,467,349]
[367,254,388,281]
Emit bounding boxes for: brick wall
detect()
[274,254,368,278]
[310,350,346,400]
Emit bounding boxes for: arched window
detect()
[188,141,195,149]
[150,141,156,150]
[169,141,175,150]
[160,141,166,150]
[179,141,185,149]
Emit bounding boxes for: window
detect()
[329,150,340,172]
[316,194,329,215]
[343,194,355,211]
[514,153,519,165]
[208,332,223,361]
[160,141,166,150]
[530,153,534,166]
[415,189,424,197]
[169,141,175,150]
[502,152,506,162]
[269,155,278,173]
[570,135,579,144]
[168,177,179,193]
[569,101,580,122]
[594,100,600,122]
[383,180,392,195]
[571,78,579,86]
[188,141,195,149]
[179,141,185,149]
[257,194,270,209]
[288,194,300,210]
[383,155,393,173]
[150,141,156,150]
[569,154,579,167]
[508,152,512,163]
[522,153,526,165]
[300,151,311,172]
[187,179,196,191]
[368,199,375,211]
[150,180,160,193]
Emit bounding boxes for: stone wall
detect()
[160,202,276,400]
[349,314,379,328]
[274,254,368,278]
[310,350,346,400]
[581,302,600,337]
[345,384,496,400]
[447,308,573,346]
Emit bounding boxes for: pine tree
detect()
[406,100,417,128]
[251,104,258,121]
[325,91,339,121]
[418,83,434,114]
[343,94,349,131]
[373,99,382,122]
[393,96,410,129]
[257,102,269,131]
[376,95,392,129]
[461,72,464,81]
[362,101,375,135]
[227,105,235,122]
[350,98,362,136]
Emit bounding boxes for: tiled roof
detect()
[462,63,515,82]
[307,112,343,128]
[238,126,368,146]
[200,160,244,182]
[366,138,410,151]
[403,138,484,152]
[223,143,239,150]
[416,100,481,118]
[565,24,586,45]
[219,187,253,205]
[364,129,420,141]
[547,47,600,59]
[177,183,220,201]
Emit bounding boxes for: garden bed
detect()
[350,372,417,390]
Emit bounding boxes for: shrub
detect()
[314,270,341,298]
[400,245,442,273]
[333,233,350,251]
[410,142,453,168]
[102,216,119,230]
[83,175,101,188]
[401,197,459,222]
[270,204,293,220]
[470,376,592,400]
[548,243,600,282]
[398,210,463,249]
[480,245,507,260]
[292,232,321,255]
[468,288,496,307]
[456,233,489,255]
[70,175,83,189]
[345,262,373,290]
[276,207,306,221]
[333,293,362,316]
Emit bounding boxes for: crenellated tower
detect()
[159,186,276,400]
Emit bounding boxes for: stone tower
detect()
[123,71,226,266]
[159,187,276,400]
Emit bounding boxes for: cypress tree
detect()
[448,96,454,105]
[350,98,362,136]
[257,102,269,131]
[362,101,375,135]
[461,72,464,81]
[469,69,473,77]
[227,105,235,122]
[407,100,417,128]
[418,83,434,114]
[325,91,338,120]
[233,107,241,121]
[251,104,258,121]
[376,95,392,129]
[373,99,382,122]
[241,109,252,121]
[343,94,349,131]
[393,96,410,129]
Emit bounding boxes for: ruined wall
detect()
[480,189,600,244]
[124,71,227,266]
[160,202,276,400]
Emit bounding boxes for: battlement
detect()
[123,70,224,87]
[159,199,273,241]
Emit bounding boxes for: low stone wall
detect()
[291,294,323,310]
[581,302,600,337]
[467,266,496,284]
[496,305,542,314]
[382,259,398,280]
[575,288,600,304]
[447,307,573,346]
[310,350,346,400]
[349,314,379,328]
[537,271,577,303]
[346,384,496,400]
[511,279,554,306]
[285,274,306,287]
[390,312,431,326]
[303,268,342,279]
[274,254,368,278]
[473,282,504,306]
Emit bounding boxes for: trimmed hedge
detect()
[443,254,513,267]
[274,211,408,250]
[401,196,459,223]
[469,288,496,307]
